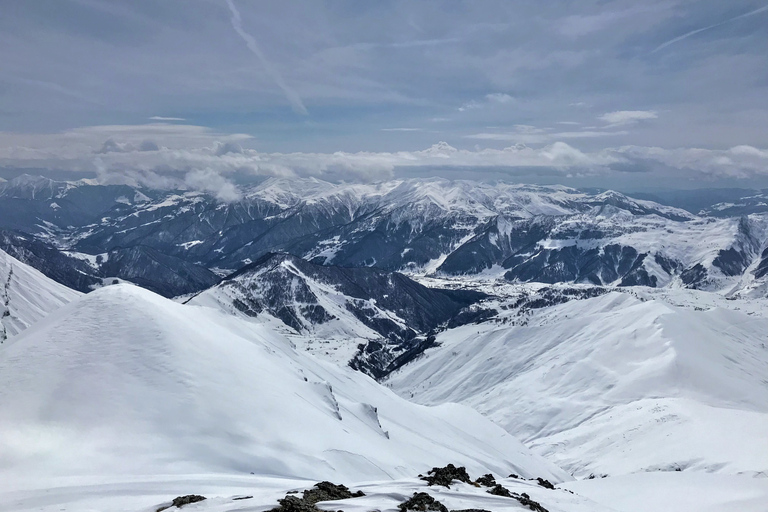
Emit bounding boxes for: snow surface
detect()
[386,287,768,477]
[0,249,80,339]
[0,284,566,484]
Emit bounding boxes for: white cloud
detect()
[1,123,767,198]
[466,124,628,144]
[381,128,422,132]
[485,93,515,104]
[148,116,186,122]
[599,110,658,127]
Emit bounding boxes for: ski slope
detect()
[0,249,80,340]
[0,284,566,485]
[386,288,768,477]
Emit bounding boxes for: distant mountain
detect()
[189,253,487,377]
[2,175,768,297]
[0,247,80,340]
[0,231,218,298]
[629,188,768,217]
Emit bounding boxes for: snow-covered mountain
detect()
[0,248,79,341]
[4,176,768,297]
[0,283,566,483]
[189,253,487,376]
[0,230,219,297]
[385,284,768,478]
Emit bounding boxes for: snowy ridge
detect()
[386,287,768,477]
[190,253,485,376]
[0,249,80,340]
[0,284,566,483]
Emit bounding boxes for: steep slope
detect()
[0,231,218,297]
[0,284,567,483]
[0,174,153,234]
[0,249,80,340]
[440,209,768,291]
[0,230,102,292]
[98,245,220,297]
[386,288,768,477]
[189,253,486,376]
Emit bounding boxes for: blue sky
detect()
[1,0,767,192]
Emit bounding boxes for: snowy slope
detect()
[189,253,485,375]
[386,288,768,477]
[0,249,80,341]
[0,284,566,484]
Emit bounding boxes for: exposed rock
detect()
[302,481,365,504]
[267,495,318,512]
[398,492,448,512]
[267,482,365,512]
[535,477,555,490]
[513,492,549,512]
[485,485,550,512]
[486,484,512,497]
[156,495,206,511]
[475,474,497,487]
[420,464,472,487]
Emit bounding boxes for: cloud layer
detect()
[1,123,767,199]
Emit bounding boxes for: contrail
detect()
[224,0,308,115]
[652,5,768,53]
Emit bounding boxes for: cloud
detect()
[652,5,768,54]
[466,124,628,144]
[148,116,186,122]
[485,93,515,104]
[184,168,241,202]
[381,128,422,132]
[2,123,768,198]
[599,110,658,127]
[224,0,308,115]
[459,92,516,111]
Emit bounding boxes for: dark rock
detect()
[475,474,497,487]
[267,495,318,512]
[232,495,253,501]
[302,481,365,504]
[513,492,549,512]
[486,484,512,497]
[420,464,472,487]
[397,492,448,512]
[486,485,550,512]
[535,478,555,490]
[156,495,206,511]
[267,482,365,512]
[450,509,492,512]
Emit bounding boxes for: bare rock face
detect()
[420,464,473,487]
[156,494,206,511]
[398,492,448,512]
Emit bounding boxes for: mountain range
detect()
[2,174,768,300]
[1,176,767,512]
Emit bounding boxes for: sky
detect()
[0,0,767,193]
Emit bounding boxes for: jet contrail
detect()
[224,0,308,115]
[652,4,768,53]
